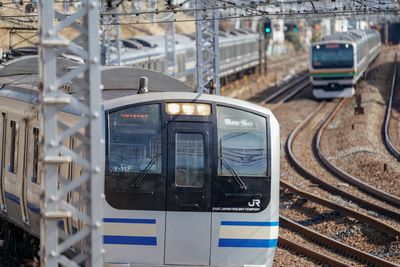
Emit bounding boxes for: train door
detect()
[165,122,212,265]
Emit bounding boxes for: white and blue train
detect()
[0,56,280,267]
[310,29,381,98]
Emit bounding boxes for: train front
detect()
[310,42,356,98]
[102,92,279,267]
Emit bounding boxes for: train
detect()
[108,29,263,87]
[310,29,381,98]
[3,29,264,89]
[0,56,280,267]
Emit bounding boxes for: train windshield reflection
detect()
[107,104,162,174]
[217,106,268,177]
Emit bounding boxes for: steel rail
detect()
[287,100,400,219]
[315,99,400,207]
[278,236,350,267]
[383,53,400,159]
[276,80,310,104]
[280,216,399,267]
[281,180,400,237]
[260,74,309,105]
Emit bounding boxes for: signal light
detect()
[263,19,272,36]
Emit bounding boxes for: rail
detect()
[260,74,309,105]
[286,100,400,219]
[280,216,399,267]
[315,98,400,207]
[383,52,400,159]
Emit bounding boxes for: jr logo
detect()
[248,199,260,207]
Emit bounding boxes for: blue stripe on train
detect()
[5,191,41,214]
[221,221,279,226]
[218,238,278,248]
[5,191,20,205]
[27,202,40,214]
[103,218,156,224]
[103,235,157,246]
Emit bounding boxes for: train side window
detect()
[9,120,18,174]
[175,133,205,188]
[105,104,164,210]
[31,128,39,183]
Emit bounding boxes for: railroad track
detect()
[279,216,398,267]
[287,100,400,218]
[280,100,400,266]
[316,98,400,208]
[259,74,310,106]
[383,52,400,159]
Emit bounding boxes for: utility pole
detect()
[102,3,121,65]
[164,18,177,76]
[38,0,103,266]
[195,0,220,94]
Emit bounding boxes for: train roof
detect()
[0,56,193,106]
[318,29,379,44]
[104,91,273,118]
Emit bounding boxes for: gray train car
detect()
[0,56,280,267]
[118,30,261,88]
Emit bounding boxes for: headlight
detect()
[166,103,211,116]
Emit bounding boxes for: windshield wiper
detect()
[219,154,247,191]
[131,153,160,188]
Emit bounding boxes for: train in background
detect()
[310,29,381,99]
[111,29,263,87]
[0,56,280,267]
[2,29,264,88]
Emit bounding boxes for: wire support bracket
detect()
[195,0,220,94]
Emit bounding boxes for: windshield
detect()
[107,104,162,174]
[217,106,268,177]
[312,43,353,69]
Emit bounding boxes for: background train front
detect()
[0,64,280,267]
[310,30,381,99]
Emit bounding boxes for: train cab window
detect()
[312,44,354,69]
[9,120,18,174]
[31,128,39,183]
[213,106,270,213]
[175,133,205,187]
[217,106,267,176]
[106,104,163,210]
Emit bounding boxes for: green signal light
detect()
[265,27,271,33]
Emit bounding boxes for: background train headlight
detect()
[166,103,211,116]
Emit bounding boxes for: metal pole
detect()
[38,0,103,266]
[102,4,121,65]
[195,0,220,94]
[164,18,177,76]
